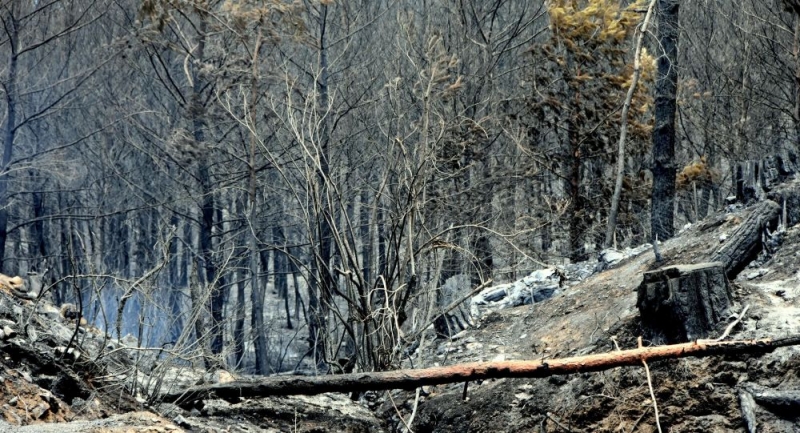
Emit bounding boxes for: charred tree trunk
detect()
[0,12,19,272]
[273,224,292,330]
[232,247,247,369]
[360,189,372,286]
[434,236,463,338]
[650,0,680,242]
[794,15,800,153]
[306,3,334,368]
[188,13,222,366]
[248,34,267,375]
[567,95,586,263]
[30,173,48,274]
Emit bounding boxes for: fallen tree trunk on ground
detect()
[161,335,800,405]
[743,383,800,412]
[711,200,780,278]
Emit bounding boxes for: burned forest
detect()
[1,0,800,432]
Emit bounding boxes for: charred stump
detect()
[733,152,798,204]
[637,262,732,343]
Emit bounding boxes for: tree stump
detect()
[637,262,732,343]
[733,152,798,204]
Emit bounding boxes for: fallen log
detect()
[161,335,800,405]
[711,200,780,278]
[744,383,800,413]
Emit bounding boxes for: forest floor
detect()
[399,187,800,432]
[1,183,800,432]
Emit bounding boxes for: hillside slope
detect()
[404,190,800,432]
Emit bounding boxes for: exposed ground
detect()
[0,277,384,432]
[400,187,800,432]
[1,183,800,432]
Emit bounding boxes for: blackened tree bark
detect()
[794,15,800,152]
[568,121,586,262]
[273,224,292,330]
[0,8,18,272]
[246,33,268,375]
[651,0,680,242]
[306,2,334,368]
[232,268,246,368]
[179,10,222,366]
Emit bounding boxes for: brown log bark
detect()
[161,335,800,405]
[711,200,780,278]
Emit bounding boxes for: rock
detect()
[595,249,625,272]
[55,346,81,361]
[464,342,483,351]
[745,268,769,280]
[26,324,38,342]
[31,402,50,419]
[3,325,15,339]
[173,414,192,428]
[480,287,508,303]
[471,268,562,316]
[121,334,139,347]
[36,303,61,320]
[562,262,595,282]
[450,330,469,340]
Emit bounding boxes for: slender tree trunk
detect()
[562,47,587,262]
[245,34,268,375]
[188,13,222,365]
[360,189,372,286]
[273,224,292,330]
[0,12,19,272]
[30,173,48,273]
[377,203,387,280]
[568,119,586,262]
[606,0,657,247]
[650,0,680,242]
[470,158,493,287]
[232,272,246,369]
[56,192,70,305]
[793,17,800,152]
[168,217,186,344]
[308,4,333,368]
[289,244,304,323]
